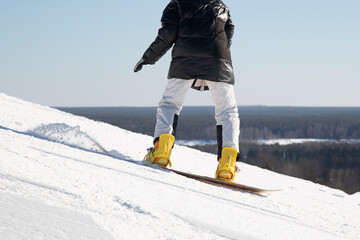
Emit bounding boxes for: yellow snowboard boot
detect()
[144,133,175,168]
[215,147,238,182]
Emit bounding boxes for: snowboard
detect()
[169,169,278,197]
[101,149,278,197]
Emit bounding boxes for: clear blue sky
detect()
[1,0,359,107]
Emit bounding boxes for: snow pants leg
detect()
[207,81,240,159]
[154,78,193,141]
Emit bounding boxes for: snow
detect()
[255,138,360,145]
[0,92,359,240]
[0,191,113,240]
[176,139,218,146]
[177,139,360,147]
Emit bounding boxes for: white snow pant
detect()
[154,78,240,157]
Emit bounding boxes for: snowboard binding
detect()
[144,133,175,168]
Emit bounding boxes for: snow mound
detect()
[29,123,105,153]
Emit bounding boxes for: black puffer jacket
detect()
[142,0,235,87]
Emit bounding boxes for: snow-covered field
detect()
[0,92,359,240]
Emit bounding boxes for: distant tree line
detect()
[240,115,360,140]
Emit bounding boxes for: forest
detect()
[58,106,360,194]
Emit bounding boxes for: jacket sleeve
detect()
[225,10,234,46]
[142,1,179,64]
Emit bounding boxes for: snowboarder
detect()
[134,0,240,181]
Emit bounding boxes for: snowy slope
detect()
[0,92,359,240]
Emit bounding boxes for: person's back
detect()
[173,0,232,61]
[141,0,234,84]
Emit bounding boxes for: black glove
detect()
[134,58,146,72]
